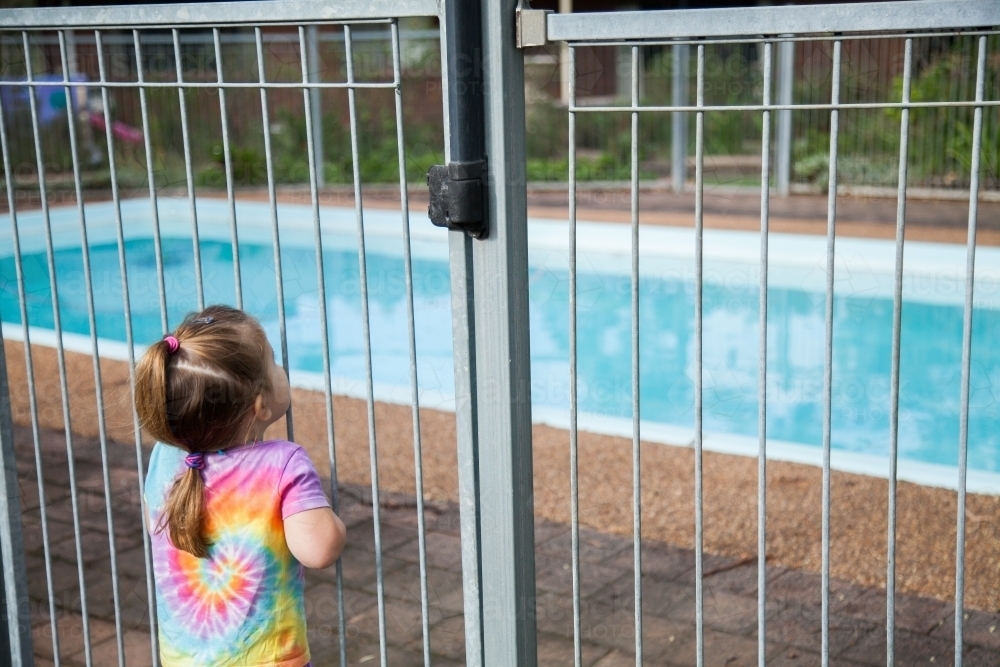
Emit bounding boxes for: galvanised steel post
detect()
[475,0,537,664]
[441,0,487,664]
[0,318,33,667]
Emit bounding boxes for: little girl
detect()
[135,305,345,667]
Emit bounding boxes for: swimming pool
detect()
[3,197,1000,491]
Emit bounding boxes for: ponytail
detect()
[161,467,210,558]
[135,339,175,446]
[136,338,212,557]
[134,306,272,560]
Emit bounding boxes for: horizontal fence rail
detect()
[18,29,442,46]
[0,0,440,28]
[547,0,1000,42]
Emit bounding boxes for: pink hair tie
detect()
[185,452,205,470]
[164,335,180,354]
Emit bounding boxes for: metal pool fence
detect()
[0,2,998,667]
[537,2,1000,667]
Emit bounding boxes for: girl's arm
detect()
[284,507,346,569]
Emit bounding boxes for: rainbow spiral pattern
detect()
[146,441,328,667]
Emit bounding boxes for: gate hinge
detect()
[516,1,550,48]
[427,159,489,239]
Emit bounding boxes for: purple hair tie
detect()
[185,452,205,470]
[164,335,180,354]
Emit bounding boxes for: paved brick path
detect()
[16,426,1000,666]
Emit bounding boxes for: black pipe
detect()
[445,0,486,164]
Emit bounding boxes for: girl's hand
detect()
[284,507,346,569]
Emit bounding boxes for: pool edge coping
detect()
[5,324,998,495]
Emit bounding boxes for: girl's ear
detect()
[253,393,272,423]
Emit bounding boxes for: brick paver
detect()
[15,426,1000,666]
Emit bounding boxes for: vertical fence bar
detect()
[343,24,390,667]
[214,27,243,310]
[476,0,537,663]
[130,30,170,667]
[776,39,794,197]
[0,55,62,666]
[441,0,486,662]
[671,43,688,194]
[61,30,126,667]
[567,44,583,667]
[26,30,95,667]
[955,34,988,667]
[307,24,325,189]
[0,318,32,667]
[559,0,571,104]
[694,41,705,667]
[757,41,773,667]
[821,39,842,667]
[389,19,433,667]
[297,25,347,667]
[629,43,644,667]
[133,30,170,332]
[255,26,294,440]
[887,38,913,667]
[0,36,34,666]
[173,28,204,310]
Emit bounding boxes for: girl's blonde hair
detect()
[135,305,273,558]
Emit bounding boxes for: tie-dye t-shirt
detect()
[145,440,330,667]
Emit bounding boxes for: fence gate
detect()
[0,0,531,665]
[1,0,1000,666]
[521,2,1000,667]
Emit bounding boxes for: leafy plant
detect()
[888,41,1000,189]
[794,36,1000,191]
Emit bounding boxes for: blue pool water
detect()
[3,208,1000,473]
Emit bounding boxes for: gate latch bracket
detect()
[516,1,550,48]
[427,160,489,239]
